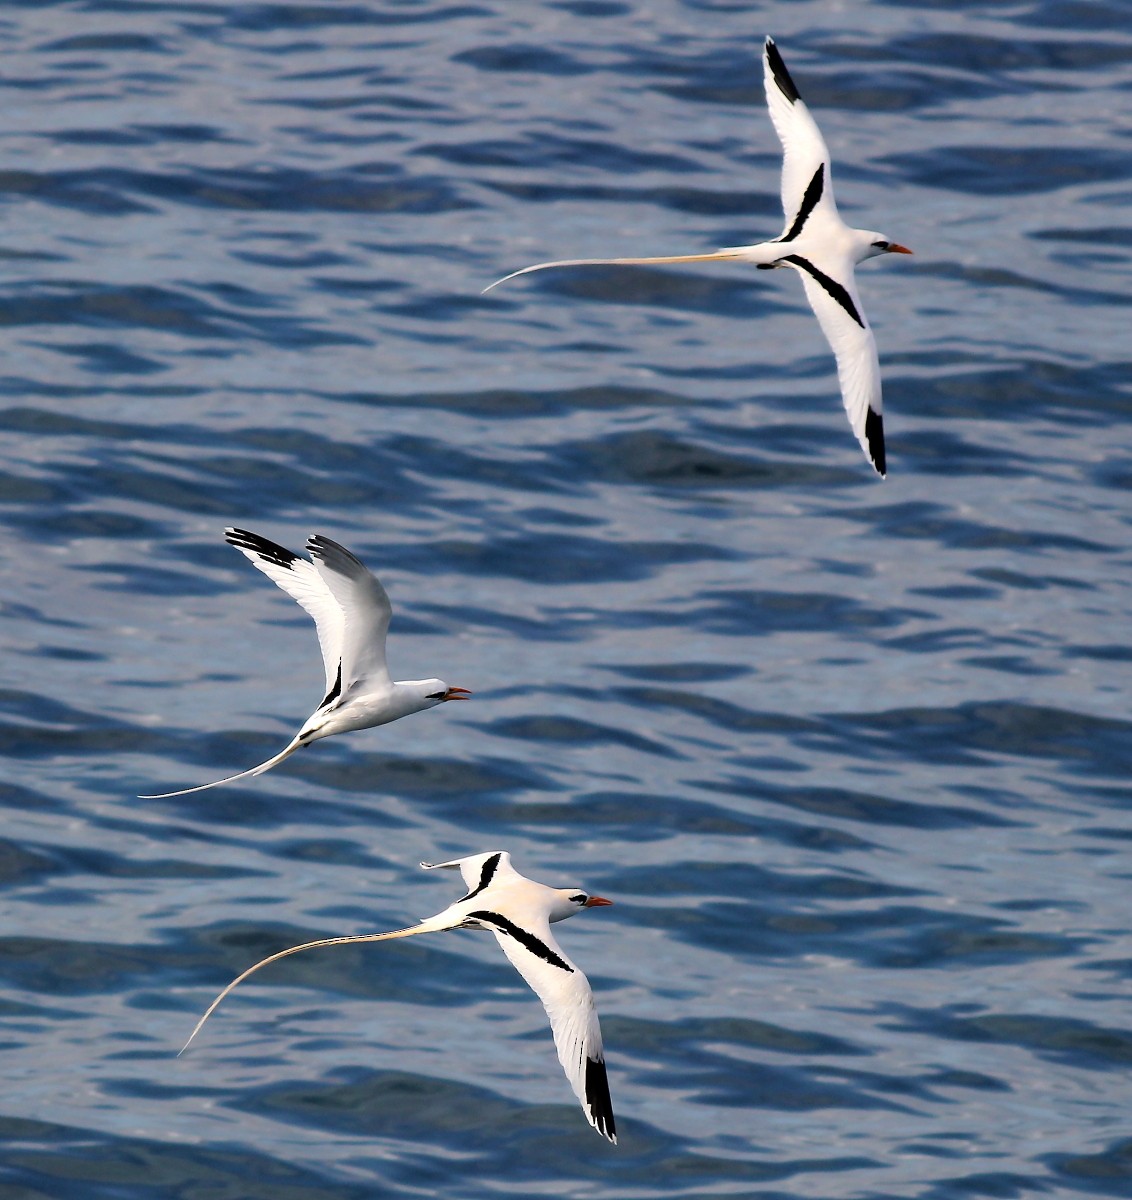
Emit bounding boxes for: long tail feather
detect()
[179,924,435,1055]
[483,249,747,294]
[140,734,305,799]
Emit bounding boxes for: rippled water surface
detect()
[2,1,1130,1196]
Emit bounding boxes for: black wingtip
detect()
[764,37,800,104]
[865,408,887,477]
[224,527,299,568]
[585,1056,617,1144]
[305,533,367,572]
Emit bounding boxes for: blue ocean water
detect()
[1,0,1130,1196]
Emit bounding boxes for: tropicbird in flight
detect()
[142,528,470,798]
[486,37,912,476]
[181,851,617,1142]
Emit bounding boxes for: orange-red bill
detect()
[887,242,913,254]
[444,686,473,700]
[584,896,613,907]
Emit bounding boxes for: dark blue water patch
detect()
[900,359,1132,426]
[391,533,735,585]
[1045,1137,1132,1197]
[845,501,1115,555]
[489,714,685,760]
[898,427,1035,477]
[485,176,780,222]
[880,627,996,655]
[332,382,701,419]
[883,1005,1132,1071]
[232,246,355,271]
[633,896,1083,969]
[419,134,698,175]
[0,935,168,997]
[676,1054,915,1116]
[883,29,1132,76]
[45,123,233,148]
[832,702,1132,777]
[452,43,590,76]
[6,440,431,535]
[612,860,920,903]
[226,1066,864,1187]
[43,340,167,374]
[714,777,1020,831]
[211,2,491,33]
[605,661,751,683]
[0,166,474,217]
[26,644,104,663]
[556,428,852,490]
[1028,0,1132,32]
[885,145,1132,196]
[910,583,1001,601]
[912,260,1130,310]
[415,600,588,644]
[0,838,60,887]
[0,780,71,821]
[1033,225,1132,247]
[456,786,877,852]
[0,688,148,760]
[39,32,170,54]
[610,688,818,738]
[15,506,162,542]
[611,1012,863,1059]
[693,588,922,638]
[278,749,554,802]
[0,281,360,347]
[961,654,1059,677]
[551,0,629,14]
[971,567,1069,591]
[0,1111,376,1200]
[918,1169,1049,1199]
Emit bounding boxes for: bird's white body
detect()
[141,528,469,798]
[486,37,911,476]
[181,851,617,1143]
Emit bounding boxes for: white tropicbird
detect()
[181,851,617,1142]
[141,528,470,798]
[486,37,912,476]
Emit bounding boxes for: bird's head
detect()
[551,888,614,923]
[860,231,913,262]
[419,679,473,708]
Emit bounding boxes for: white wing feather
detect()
[225,528,345,694]
[306,535,392,690]
[794,268,881,462]
[762,38,837,229]
[490,922,616,1143]
[420,851,518,894]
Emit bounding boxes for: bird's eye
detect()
[570,893,587,905]
[873,240,889,250]
[426,690,445,700]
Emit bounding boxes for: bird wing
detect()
[786,256,886,476]
[420,851,519,900]
[763,38,837,237]
[483,915,616,1143]
[225,528,345,694]
[305,535,392,690]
